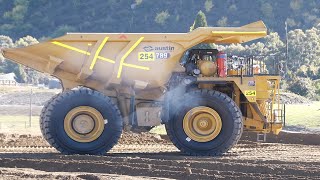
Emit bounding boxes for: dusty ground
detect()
[0,132,168,147]
[0,131,319,179]
[0,88,319,179]
[0,168,170,180]
[0,87,59,106]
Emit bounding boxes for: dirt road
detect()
[0,132,319,179]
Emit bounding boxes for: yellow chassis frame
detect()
[197,75,283,135]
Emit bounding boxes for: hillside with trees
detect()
[0,0,319,39]
[0,0,320,99]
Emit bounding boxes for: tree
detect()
[155,10,170,26]
[204,0,213,12]
[190,10,207,31]
[14,64,27,83]
[0,35,15,63]
[287,77,316,99]
[0,35,14,48]
[306,65,319,80]
[221,43,247,55]
[135,0,143,5]
[190,10,213,49]
[0,35,15,70]
[287,28,320,73]
[15,35,38,47]
[0,60,27,83]
[304,28,320,66]
[263,32,285,55]
[260,2,273,18]
[287,29,306,69]
[3,0,29,22]
[14,35,44,84]
[228,4,237,12]
[314,79,320,98]
[51,25,77,38]
[247,42,266,55]
[0,35,41,83]
[1,0,320,40]
[290,0,302,11]
[217,17,228,27]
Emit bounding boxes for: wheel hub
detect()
[64,106,105,143]
[72,114,95,134]
[183,106,222,142]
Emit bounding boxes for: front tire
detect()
[165,89,243,156]
[40,87,123,155]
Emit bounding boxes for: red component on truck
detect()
[217,52,227,77]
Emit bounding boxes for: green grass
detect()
[0,102,319,135]
[0,116,39,123]
[149,102,320,135]
[0,116,40,134]
[285,101,320,128]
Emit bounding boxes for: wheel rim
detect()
[64,106,105,143]
[183,106,222,142]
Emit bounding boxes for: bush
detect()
[287,77,317,100]
[314,79,320,97]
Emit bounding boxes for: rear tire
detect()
[40,87,123,155]
[165,89,243,156]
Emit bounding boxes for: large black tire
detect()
[40,87,123,155]
[165,89,243,156]
[40,93,60,145]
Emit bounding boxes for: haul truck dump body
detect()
[1,21,284,156]
[2,21,266,90]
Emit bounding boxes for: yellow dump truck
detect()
[1,21,284,156]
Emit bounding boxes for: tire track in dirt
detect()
[0,154,318,179]
[1,132,320,179]
[0,168,165,180]
[1,143,320,179]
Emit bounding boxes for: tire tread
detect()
[165,89,243,156]
[40,87,122,155]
